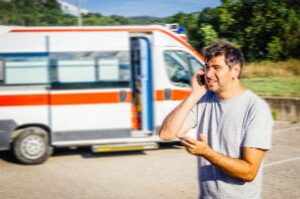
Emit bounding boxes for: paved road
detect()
[0,121,299,199]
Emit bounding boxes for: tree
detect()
[194,0,300,61]
[198,24,219,47]
[110,15,132,25]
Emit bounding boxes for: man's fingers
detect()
[194,69,205,76]
[181,141,195,155]
[180,136,197,144]
[180,139,194,149]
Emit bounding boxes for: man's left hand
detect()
[179,134,209,156]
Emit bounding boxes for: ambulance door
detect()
[48,50,132,144]
[130,37,154,133]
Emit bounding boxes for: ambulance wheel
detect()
[13,127,53,164]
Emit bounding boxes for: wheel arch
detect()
[11,123,52,145]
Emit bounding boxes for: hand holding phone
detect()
[191,71,207,99]
[197,74,205,85]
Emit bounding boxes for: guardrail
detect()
[263,97,300,122]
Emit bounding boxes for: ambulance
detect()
[0,25,204,164]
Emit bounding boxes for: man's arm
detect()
[180,135,266,182]
[159,71,206,140]
[159,95,198,140]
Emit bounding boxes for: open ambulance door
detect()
[130,37,154,134]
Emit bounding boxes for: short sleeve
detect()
[242,100,273,150]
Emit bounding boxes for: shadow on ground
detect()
[0,142,182,164]
[0,150,19,164]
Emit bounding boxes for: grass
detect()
[240,59,300,97]
[241,76,300,97]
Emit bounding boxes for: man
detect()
[159,41,273,199]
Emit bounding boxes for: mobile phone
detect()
[197,74,205,85]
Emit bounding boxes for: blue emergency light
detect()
[177,26,185,33]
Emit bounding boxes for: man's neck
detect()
[217,80,246,100]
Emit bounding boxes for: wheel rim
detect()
[20,135,46,160]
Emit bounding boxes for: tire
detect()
[13,127,53,165]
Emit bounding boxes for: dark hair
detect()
[204,40,244,69]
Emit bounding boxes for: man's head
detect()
[204,40,244,70]
[203,41,245,95]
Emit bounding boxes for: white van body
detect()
[0,25,204,164]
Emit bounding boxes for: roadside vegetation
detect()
[241,59,300,97]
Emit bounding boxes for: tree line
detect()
[0,0,299,61]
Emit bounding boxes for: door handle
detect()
[164,89,172,100]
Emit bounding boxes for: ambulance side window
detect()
[3,55,49,85]
[50,51,130,88]
[187,54,204,73]
[164,50,190,87]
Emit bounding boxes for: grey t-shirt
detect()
[187,90,273,199]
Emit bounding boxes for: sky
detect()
[60,0,221,17]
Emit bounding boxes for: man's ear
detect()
[231,64,241,79]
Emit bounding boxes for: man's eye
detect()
[214,66,222,70]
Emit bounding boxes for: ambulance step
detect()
[130,130,152,138]
[91,142,158,153]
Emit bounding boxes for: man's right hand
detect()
[159,70,207,140]
[190,70,207,100]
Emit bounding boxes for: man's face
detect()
[204,55,236,94]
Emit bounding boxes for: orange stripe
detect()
[10,27,205,61]
[155,90,191,101]
[0,92,121,106]
[50,92,120,105]
[10,28,151,32]
[155,90,165,101]
[0,94,48,106]
[126,91,132,102]
[171,90,190,100]
[0,90,189,107]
